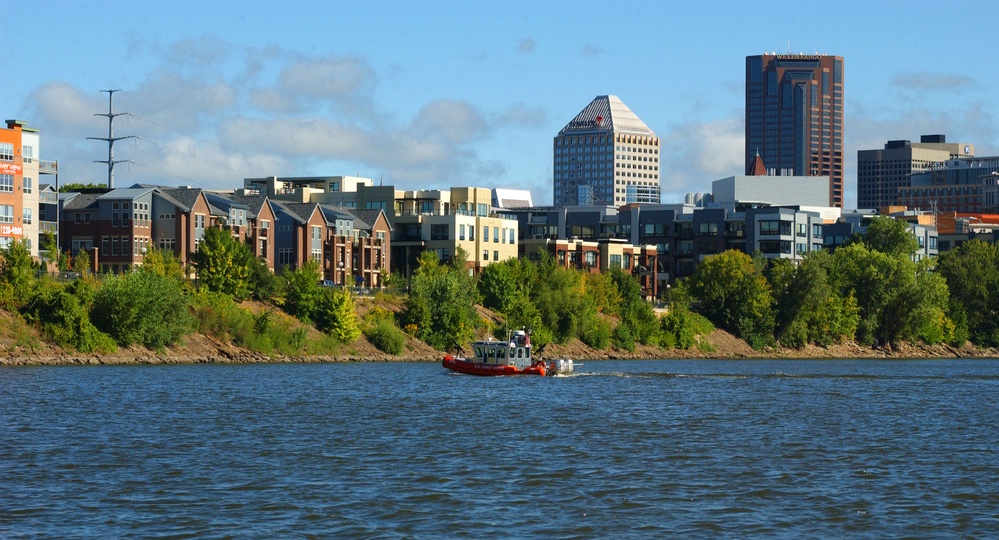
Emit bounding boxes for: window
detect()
[22,208,31,224]
[195,215,206,229]
[0,174,12,193]
[0,205,13,223]
[584,251,597,267]
[22,177,32,194]
[111,213,119,227]
[493,227,499,242]
[431,224,450,240]
[278,249,293,267]
[0,143,12,161]
[698,222,718,236]
[494,250,499,262]
[469,226,475,241]
[483,250,489,261]
[459,224,466,241]
[509,229,515,244]
[610,254,622,268]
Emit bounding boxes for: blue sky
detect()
[3,0,997,208]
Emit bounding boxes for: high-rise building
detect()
[553,95,660,207]
[857,135,973,209]
[745,54,845,207]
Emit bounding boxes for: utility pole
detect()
[87,89,135,189]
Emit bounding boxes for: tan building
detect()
[858,135,973,209]
[391,186,518,276]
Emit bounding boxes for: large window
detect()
[0,174,12,193]
[759,220,792,236]
[0,143,12,161]
[430,224,450,240]
[22,176,32,194]
[22,208,31,224]
[0,205,13,223]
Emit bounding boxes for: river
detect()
[2,359,998,538]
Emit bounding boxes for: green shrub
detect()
[21,284,116,354]
[612,323,635,351]
[91,270,192,348]
[365,318,406,355]
[580,316,611,349]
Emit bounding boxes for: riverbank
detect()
[2,328,996,367]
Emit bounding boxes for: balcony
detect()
[38,160,58,175]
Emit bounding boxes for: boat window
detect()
[517,348,524,359]
[499,348,506,359]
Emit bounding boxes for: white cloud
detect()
[660,115,744,202]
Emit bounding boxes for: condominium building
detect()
[0,119,45,256]
[857,135,973,209]
[553,95,660,207]
[745,54,845,207]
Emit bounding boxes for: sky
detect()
[3,0,998,208]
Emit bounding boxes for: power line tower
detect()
[87,89,135,189]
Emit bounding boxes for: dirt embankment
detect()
[1,304,996,367]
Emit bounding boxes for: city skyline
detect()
[3,0,998,208]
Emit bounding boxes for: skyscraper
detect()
[745,54,844,207]
[553,95,660,207]
[857,134,973,209]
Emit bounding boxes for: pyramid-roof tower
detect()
[557,95,655,137]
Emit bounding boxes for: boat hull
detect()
[442,355,547,376]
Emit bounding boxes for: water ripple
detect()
[2,359,999,538]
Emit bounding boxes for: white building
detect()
[553,95,661,207]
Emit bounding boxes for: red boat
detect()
[442,330,574,377]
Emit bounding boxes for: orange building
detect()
[0,120,26,251]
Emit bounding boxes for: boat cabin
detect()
[471,331,533,369]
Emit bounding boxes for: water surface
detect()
[2,359,997,538]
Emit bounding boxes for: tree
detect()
[59,182,107,192]
[688,250,774,348]
[281,260,324,323]
[39,231,59,269]
[192,226,253,300]
[314,287,361,342]
[827,243,950,349]
[0,240,37,308]
[608,266,659,346]
[768,252,859,348]
[142,246,186,281]
[246,255,279,302]
[863,216,919,258]
[936,239,999,346]
[72,249,91,276]
[404,249,479,350]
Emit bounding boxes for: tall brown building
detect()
[746,54,844,207]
